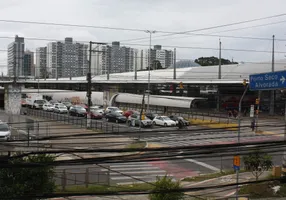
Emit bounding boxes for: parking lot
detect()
[22,107,183,134]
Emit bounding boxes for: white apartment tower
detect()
[145,45,173,69]
[46,38,88,79]
[7,35,25,77]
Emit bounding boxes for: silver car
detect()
[0,122,11,141]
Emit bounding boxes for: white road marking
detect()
[101,167,158,171]
[110,170,166,175]
[111,174,172,180]
[184,158,220,172]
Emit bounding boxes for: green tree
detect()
[194,56,238,66]
[149,175,184,200]
[151,60,163,70]
[0,154,56,199]
[243,150,273,181]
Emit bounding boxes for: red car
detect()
[123,110,138,118]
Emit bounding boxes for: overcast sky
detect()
[0,0,286,74]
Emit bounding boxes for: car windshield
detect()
[76,107,86,110]
[110,107,119,111]
[162,117,171,120]
[63,102,71,105]
[59,106,66,109]
[0,123,9,132]
[35,100,45,104]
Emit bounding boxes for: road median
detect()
[189,118,238,130]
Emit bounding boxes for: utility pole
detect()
[135,50,137,80]
[145,30,156,113]
[236,83,249,200]
[87,41,107,128]
[173,48,176,80]
[218,39,222,79]
[13,55,17,84]
[270,35,275,115]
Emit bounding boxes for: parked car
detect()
[127,114,152,128]
[90,110,103,119]
[91,108,104,115]
[124,110,139,118]
[153,116,176,127]
[54,105,68,114]
[169,115,190,126]
[62,102,72,109]
[52,103,65,112]
[105,107,123,114]
[43,103,55,111]
[69,106,87,117]
[0,122,11,141]
[77,104,88,109]
[146,112,158,120]
[105,112,127,123]
[90,105,103,110]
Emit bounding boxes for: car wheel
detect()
[164,123,167,127]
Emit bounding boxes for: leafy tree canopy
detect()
[149,176,184,200]
[0,154,56,199]
[243,150,273,181]
[194,56,238,66]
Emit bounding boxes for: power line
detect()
[118,13,286,42]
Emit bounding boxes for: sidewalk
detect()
[182,171,270,199]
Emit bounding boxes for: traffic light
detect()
[255,98,260,105]
[179,82,184,89]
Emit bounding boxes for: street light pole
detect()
[236,83,249,200]
[145,30,156,113]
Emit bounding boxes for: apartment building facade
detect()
[7,35,25,77]
[35,47,47,78]
[23,50,34,76]
[45,38,88,78]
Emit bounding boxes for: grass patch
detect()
[56,183,153,193]
[125,141,146,149]
[189,118,238,130]
[182,170,246,182]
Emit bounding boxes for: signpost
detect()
[249,70,286,185]
[233,156,240,171]
[249,70,286,91]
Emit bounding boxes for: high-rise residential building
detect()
[93,42,136,75]
[145,45,173,69]
[7,35,25,77]
[46,38,88,78]
[23,50,34,76]
[36,47,47,78]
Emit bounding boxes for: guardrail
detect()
[55,166,110,191]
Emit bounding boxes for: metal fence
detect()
[24,108,121,133]
[55,166,110,191]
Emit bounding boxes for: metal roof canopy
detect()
[113,93,206,109]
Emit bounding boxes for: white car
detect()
[43,103,54,111]
[0,122,11,141]
[105,107,123,114]
[153,116,176,127]
[53,105,68,114]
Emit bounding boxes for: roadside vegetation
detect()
[125,141,147,149]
